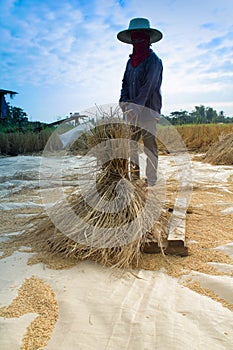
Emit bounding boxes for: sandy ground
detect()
[0,156,233,349]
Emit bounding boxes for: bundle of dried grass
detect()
[15,115,168,269]
[204,133,233,165]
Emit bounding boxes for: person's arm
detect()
[134,55,163,107]
[119,62,130,103]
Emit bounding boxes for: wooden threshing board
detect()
[142,196,188,256]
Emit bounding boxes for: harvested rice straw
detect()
[22,115,168,269]
[25,183,167,269]
[204,133,233,165]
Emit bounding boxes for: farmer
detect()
[117,18,163,187]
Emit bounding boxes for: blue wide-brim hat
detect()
[117,18,163,44]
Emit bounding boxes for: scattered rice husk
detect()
[1,171,233,312]
[184,281,233,312]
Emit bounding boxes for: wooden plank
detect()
[141,195,189,256]
[141,241,161,254]
[141,237,188,257]
[166,196,188,256]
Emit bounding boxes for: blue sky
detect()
[1,0,233,123]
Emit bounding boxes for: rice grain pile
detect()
[0,276,58,350]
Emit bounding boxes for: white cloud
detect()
[1,0,233,121]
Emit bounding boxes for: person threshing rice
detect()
[117,18,163,188]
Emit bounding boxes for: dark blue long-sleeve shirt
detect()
[119,49,163,114]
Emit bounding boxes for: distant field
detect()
[158,123,233,153]
[0,123,233,156]
[0,129,53,156]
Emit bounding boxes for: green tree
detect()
[169,110,189,124]
[206,107,217,123]
[10,106,28,127]
[189,105,219,124]
[193,105,206,123]
[3,106,29,130]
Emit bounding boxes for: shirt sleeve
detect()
[134,55,163,107]
[119,61,130,103]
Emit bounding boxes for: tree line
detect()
[0,103,233,134]
[0,103,48,133]
[164,105,233,125]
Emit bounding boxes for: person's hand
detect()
[154,111,160,122]
[119,102,128,112]
[126,110,136,123]
[124,102,139,123]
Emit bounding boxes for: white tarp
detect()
[0,253,233,350]
[0,155,233,349]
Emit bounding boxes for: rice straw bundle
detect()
[22,115,168,268]
[204,133,233,165]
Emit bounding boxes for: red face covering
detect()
[130,31,150,67]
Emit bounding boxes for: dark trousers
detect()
[130,119,158,186]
